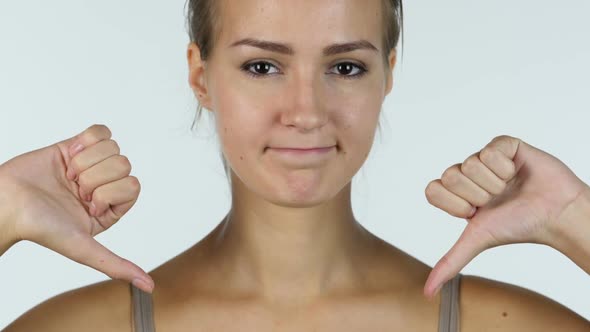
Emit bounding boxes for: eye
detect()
[327,62,368,79]
[241,61,368,79]
[241,61,280,78]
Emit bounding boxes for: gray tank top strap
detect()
[438,273,461,332]
[130,283,156,332]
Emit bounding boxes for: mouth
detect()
[268,146,336,152]
[265,145,337,164]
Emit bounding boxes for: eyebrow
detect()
[229,38,379,56]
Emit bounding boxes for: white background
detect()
[1,0,589,328]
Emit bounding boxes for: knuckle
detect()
[118,260,137,276]
[92,124,112,136]
[116,155,132,172]
[84,130,99,143]
[464,204,475,215]
[446,209,458,218]
[106,269,125,281]
[424,180,439,200]
[495,134,512,142]
[102,125,113,138]
[128,176,141,193]
[126,198,139,212]
[479,147,496,164]
[441,166,460,187]
[102,258,129,280]
[452,208,468,218]
[92,189,104,206]
[461,156,478,175]
[87,124,112,141]
[489,135,505,144]
[109,139,121,154]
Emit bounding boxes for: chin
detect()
[262,169,352,208]
[228,146,356,207]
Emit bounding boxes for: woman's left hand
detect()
[423,135,589,300]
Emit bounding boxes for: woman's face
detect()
[190,0,396,207]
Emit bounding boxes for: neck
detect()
[206,174,373,303]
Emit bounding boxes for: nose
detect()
[280,70,329,132]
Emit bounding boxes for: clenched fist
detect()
[423,135,589,299]
[0,124,154,293]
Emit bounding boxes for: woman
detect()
[1,0,589,331]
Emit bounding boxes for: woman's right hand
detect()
[0,124,154,293]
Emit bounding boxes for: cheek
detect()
[325,72,384,127]
[336,87,383,153]
[212,89,268,164]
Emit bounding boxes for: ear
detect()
[187,42,213,111]
[384,49,397,97]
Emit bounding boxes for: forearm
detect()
[550,185,590,275]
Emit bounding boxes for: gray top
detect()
[131,274,461,332]
[438,273,461,332]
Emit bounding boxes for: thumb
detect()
[53,133,86,178]
[66,233,155,293]
[56,124,111,164]
[57,134,86,162]
[423,225,491,300]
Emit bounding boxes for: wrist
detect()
[548,184,590,273]
[0,171,22,255]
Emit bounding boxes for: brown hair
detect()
[184,0,404,180]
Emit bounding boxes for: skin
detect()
[4,0,590,331]
[188,0,396,304]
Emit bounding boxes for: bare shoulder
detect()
[460,274,590,331]
[3,278,133,332]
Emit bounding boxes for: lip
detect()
[266,145,336,164]
[268,146,336,152]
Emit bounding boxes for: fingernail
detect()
[90,202,96,216]
[132,277,154,293]
[70,143,85,156]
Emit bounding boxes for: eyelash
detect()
[240,61,368,80]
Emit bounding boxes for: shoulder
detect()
[459,274,590,331]
[3,278,134,332]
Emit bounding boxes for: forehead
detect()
[217,0,383,51]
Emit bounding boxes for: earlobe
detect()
[187,43,211,109]
[389,49,397,70]
[385,49,397,96]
